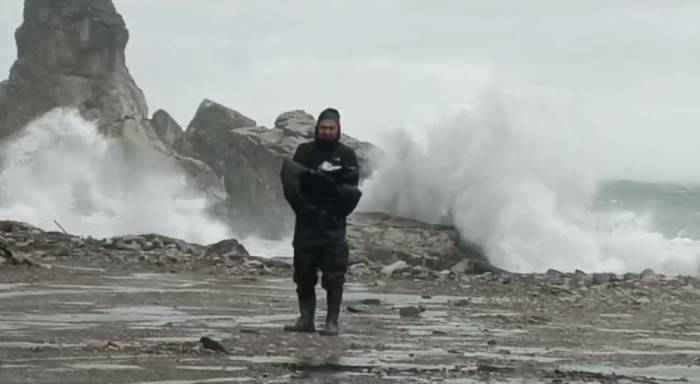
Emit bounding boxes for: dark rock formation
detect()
[347,212,491,273]
[0,0,226,205]
[151,109,183,146]
[174,101,381,238]
[0,0,150,139]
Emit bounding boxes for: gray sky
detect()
[2,1,700,182]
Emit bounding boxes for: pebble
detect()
[347,305,370,314]
[399,305,425,318]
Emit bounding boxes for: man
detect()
[280,108,361,336]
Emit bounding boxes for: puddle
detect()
[633,337,700,349]
[0,286,218,299]
[0,283,29,290]
[600,313,635,319]
[561,364,700,382]
[143,329,235,344]
[227,354,462,374]
[130,379,254,384]
[59,301,95,306]
[176,365,246,372]
[0,341,82,349]
[47,264,106,272]
[461,351,562,363]
[227,355,299,364]
[68,363,145,370]
[1,306,235,331]
[4,354,155,364]
[227,314,296,325]
[570,324,700,337]
[443,380,522,384]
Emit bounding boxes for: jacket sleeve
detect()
[340,149,360,187]
[325,148,362,218]
[282,146,319,218]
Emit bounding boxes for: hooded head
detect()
[315,108,341,148]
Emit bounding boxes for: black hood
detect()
[314,108,341,148]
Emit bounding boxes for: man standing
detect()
[280,108,361,336]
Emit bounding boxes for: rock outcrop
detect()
[151,109,183,147]
[347,212,492,274]
[0,0,150,139]
[175,101,381,238]
[0,0,225,203]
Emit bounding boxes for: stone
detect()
[348,263,372,276]
[151,109,183,146]
[640,268,658,281]
[174,99,256,175]
[261,257,293,270]
[623,272,639,281]
[381,261,409,276]
[399,305,425,318]
[244,259,267,272]
[347,305,370,314]
[450,259,472,275]
[161,252,183,264]
[360,298,382,306]
[0,239,13,261]
[114,239,141,251]
[9,253,40,266]
[592,273,614,285]
[204,239,249,258]
[452,299,470,307]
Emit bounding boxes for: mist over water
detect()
[360,89,700,275]
[0,108,232,245]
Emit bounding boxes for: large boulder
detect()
[151,109,184,146]
[175,101,380,238]
[175,99,258,176]
[0,0,151,139]
[347,212,492,273]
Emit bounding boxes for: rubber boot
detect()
[320,286,342,336]
[283,291,316,332]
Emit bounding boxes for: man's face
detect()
[317,119,339,141]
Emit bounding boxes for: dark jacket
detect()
[288,141,360,246]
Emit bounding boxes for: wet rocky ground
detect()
[1,221,699,383]
[1,259,698,384]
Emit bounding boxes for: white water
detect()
[0,109,232,245]
[1,102,698,274]
[360,88,700,275]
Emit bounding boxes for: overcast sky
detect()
[2,1,700,182]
